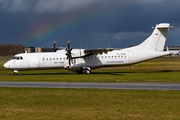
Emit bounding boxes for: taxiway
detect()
[0,82,180,90]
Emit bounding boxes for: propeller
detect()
[65,40,73,67]
[52,40,58,52]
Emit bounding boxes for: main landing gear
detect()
[77,67,91,74]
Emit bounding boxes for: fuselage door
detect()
[29,56,39,68]
[128,51,134,64]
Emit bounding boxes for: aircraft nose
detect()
[3,62,9,68]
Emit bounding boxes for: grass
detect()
[1,57,180,119]
[0,88,180,120]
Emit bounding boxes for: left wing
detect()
[72,48,114,59]
[84,48,114,55]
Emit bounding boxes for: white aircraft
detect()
[4,23,173,75]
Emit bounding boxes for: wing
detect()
[84,48,114,55]
[72,48,114,59]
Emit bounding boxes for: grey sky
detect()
[0,0,180,48]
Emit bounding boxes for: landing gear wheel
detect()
[13,72,18,75]
[13,70,18,75]
[84,69,91,74]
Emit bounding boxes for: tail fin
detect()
[137,23,173,51]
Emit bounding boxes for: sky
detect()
[0,0,180,49]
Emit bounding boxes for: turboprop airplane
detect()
[4,23,173,75]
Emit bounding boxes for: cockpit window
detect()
[12,56,23,60]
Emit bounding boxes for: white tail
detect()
[136,23,173,51]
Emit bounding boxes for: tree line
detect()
[0,44,24,56]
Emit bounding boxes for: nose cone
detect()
[3,62,9,68]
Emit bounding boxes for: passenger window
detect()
[20,57,23,60]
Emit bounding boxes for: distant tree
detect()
[0,44,24,56]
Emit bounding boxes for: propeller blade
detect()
[52,40,58,52]
[67,40,70,50]
[65,40,72,67]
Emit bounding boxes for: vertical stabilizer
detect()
[137,23,173,51]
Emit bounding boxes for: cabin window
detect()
[46,58,48,60]
[12,56,23,60]
[42,58,45,61]
[50,58,52,61]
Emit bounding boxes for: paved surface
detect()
[0,82,180,90]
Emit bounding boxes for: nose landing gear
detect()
[13,70,18,75]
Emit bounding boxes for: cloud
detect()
[0,0,9,9]
[34,0,97,13]
[0,0,36,12]
[0,0,99,13]
[0,0,180,48]
[113,31,148,42]
[8,0,28,12]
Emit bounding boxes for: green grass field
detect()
[1,57,180,120]
[1,88,180,120]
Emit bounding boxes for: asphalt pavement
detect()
[0,82,180,90]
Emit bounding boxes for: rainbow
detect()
[24,9,109,46]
